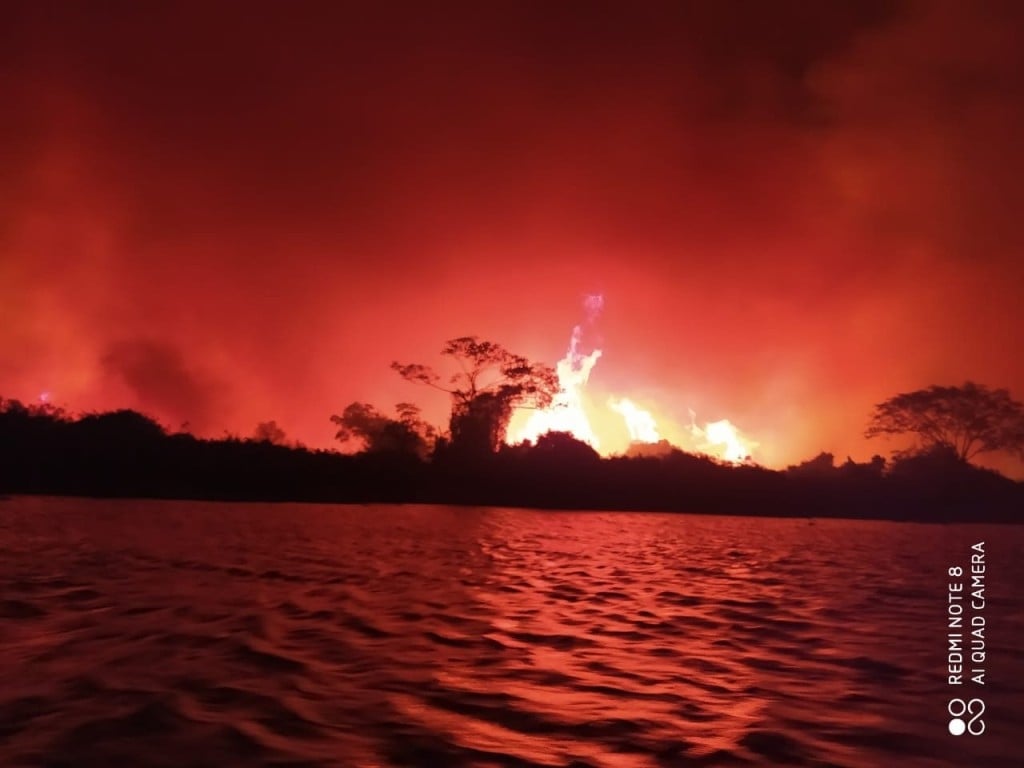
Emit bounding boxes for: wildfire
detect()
[689,416,757,464]
[512,319,603,450]
[506,296,759,464]
[608,397,660,443]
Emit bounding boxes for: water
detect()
[1,497,1021,767]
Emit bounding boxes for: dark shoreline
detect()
[2,406,1021,524]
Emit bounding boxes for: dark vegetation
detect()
[865,382,1024,461]
[0,404,1020,524]
[0,402,423,505]
[2,337,1023,522]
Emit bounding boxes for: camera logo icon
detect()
[948,698,985,736]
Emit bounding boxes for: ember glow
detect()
[508,299,760,464]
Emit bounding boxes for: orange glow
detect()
[693,418,758,464]
[508,305,761,464]
[2,3,1023,478]
[509,322,603,451]
[608,397,660,444]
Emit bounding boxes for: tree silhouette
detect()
[253,420,287,445]
[75,409,167,443]
[392,336,559,455]
[866,382,1024,461]
[530,430,601,463]
[330,402,435,458]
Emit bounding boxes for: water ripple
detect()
[0,498,1021,767]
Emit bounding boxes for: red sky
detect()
[3,1,1023,474]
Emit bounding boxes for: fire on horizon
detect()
[2,2,1023,475]
[507,295,758,463]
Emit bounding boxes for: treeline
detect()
[0,402,422,503]
[1,399,1021,522]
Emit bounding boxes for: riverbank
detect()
[2,407,1021,523]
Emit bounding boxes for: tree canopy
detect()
[865,382,1024,461]
[330,402,436,459]
[392,336,559,455]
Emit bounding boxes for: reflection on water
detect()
[0,497,1022,767]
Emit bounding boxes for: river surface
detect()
[0,497,1021,767]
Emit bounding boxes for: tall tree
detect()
[865,382,1024,461]
[392,336,559,455]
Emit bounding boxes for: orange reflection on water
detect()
[1,499,1020,766]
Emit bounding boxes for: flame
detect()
[690,416,757,463]
[511,322,603,450]
[507,297,760,465]
[608,397,660,443]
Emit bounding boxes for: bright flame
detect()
[608,397,660,443]
[689,414,757,463]
[507,297,760,465]
[511,322,602,449]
